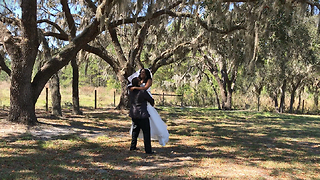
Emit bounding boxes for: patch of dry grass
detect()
[0,82,122,109]
[0,108,320,179]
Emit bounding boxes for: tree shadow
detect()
[1,108,320,179]
[0,135,139,179]
[167,109,320,165]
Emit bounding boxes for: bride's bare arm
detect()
[130,79,152,91]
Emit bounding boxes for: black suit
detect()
[129,89,154,153]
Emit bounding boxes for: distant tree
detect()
[259,3,317,113]
[197,2,251,110]
[38,31,62,116]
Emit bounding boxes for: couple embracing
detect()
[128,69,169,154]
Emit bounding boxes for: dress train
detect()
[128,70,169,146]
[130,103,169,146]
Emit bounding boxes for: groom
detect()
[129,77,155,154]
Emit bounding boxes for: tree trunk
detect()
[289,83,299,114]
[215,77,228,110]
[71,58,82,115]
[313,89,319,111]
[225,90,232,110]
[116,74,130,110]
[289,89,295,114]
[207,60,235,110]
[279,79,286,113]
[256,91,262,112]
[212,86,221,110]
[220,89,228,110]
[8,41,38,125]
[273,95,279,113]
[254,85,263,111]
[296,89,302,112]
[7,0,39,125]
[49,73,62,116]
[289,78,302,113]
[224,78,234,110]
[9,77,37,125]
[203,72,221,110]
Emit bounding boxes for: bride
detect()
[128,69,169,146]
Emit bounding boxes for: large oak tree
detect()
[0,0,112,124]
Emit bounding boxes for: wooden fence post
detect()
[94,89,97,109]
[114,91,116,107]
[162,92,165,106]
[46,87,48,112]
[181,93,183,107]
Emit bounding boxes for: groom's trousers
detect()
[130,118,152,153]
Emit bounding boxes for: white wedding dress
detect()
[129,83,170,146]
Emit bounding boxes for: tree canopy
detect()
[1,0,320,124]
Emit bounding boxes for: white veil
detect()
[127,69,152,87]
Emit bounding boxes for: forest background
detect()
[1,0,320,125]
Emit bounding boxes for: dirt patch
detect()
[0,108,123,141]
[0,119,29,138]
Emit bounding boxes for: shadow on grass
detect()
[166,108,320,163]
[1,107,320,179]
[0,133,203,179]
[0,135,139,179]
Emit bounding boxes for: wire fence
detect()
[42,88,183,111]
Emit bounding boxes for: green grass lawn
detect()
[0,107,319,179]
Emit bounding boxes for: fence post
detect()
[162,92,164,106]
[181,92,184,107]
[46,87,48,112]
[114,91,116,107]
[257,96,260,111]
[94,89,97,109]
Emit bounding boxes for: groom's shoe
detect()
[146,151,155,155]
[130,147,139,151]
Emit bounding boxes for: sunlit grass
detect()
[0,82,121,109]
